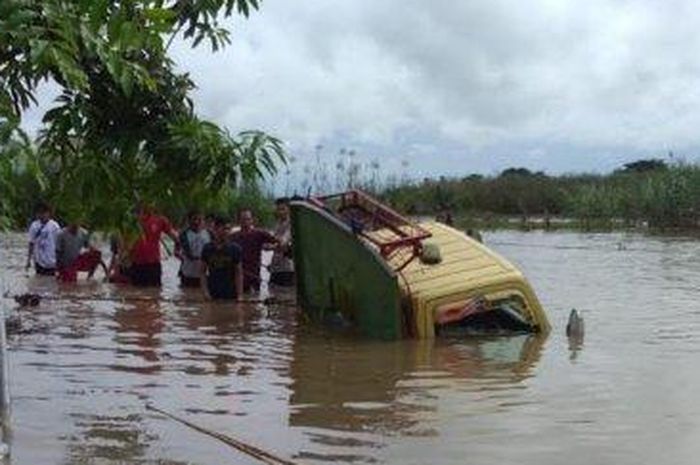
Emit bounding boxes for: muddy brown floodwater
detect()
[2,231,700,464]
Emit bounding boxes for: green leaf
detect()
[144,7,177,25]
[29,39,49,63]
[51,47,89,90]
[120,68,133,97]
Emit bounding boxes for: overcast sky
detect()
[23,0,700,185]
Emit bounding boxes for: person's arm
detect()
[50,223,61,272]
[179,230,194,260]
[200,260,211,300]
[84,230,95,252]
[26,243,34,270]
[168,229,180,244]
[261,230,279,251]
[164,217,180,248]
[275,228,292,255]
[155,216,180,257]
[26,222,37,270]
[108,235,119,274]
[55,233,64,269]
[235,262,243,302]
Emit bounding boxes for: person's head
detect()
[275,198,290,222]
[64,210,84,230]
[211,216,230,243]
[67,220,80,233]
[204,214,215,230]
[238,208,255,231]
[187,210,203,230]
[443,211,453,225]
[36,202,52,223]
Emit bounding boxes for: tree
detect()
[618,159,667,174]
[0,0,283,230]
[0,126,44,229]
[499,167,533,178]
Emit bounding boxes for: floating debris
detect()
[13,293,40,308]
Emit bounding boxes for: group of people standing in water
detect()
[26,199,295,301]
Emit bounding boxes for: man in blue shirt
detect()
[200,216,243,301]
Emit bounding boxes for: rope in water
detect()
[145,404,300,465]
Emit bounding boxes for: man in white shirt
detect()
[26,203,61,275]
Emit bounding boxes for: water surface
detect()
[1,231,700,464]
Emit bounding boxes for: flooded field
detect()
[1,231,700,464]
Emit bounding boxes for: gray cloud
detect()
[23,0,700,183]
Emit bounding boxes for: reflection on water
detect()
[3,231,700,464]
[289,334,543,433]
[289,333,544,463]
[112,302,164,373]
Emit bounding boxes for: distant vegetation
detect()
[380,158,700,231]
[283,149,700,232]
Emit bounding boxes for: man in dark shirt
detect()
[230,208,277,293]
[200,216,243,301]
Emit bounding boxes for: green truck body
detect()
[291,201,403,339]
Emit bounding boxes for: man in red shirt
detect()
[129,204,180,287]
[230,208,277,293]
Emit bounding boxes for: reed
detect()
[380,162,700,231]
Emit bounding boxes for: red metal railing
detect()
[314,190,432,271]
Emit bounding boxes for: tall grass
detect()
[380,163,700,231]
[272,148,700,232]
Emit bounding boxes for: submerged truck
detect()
[290,190,550,339]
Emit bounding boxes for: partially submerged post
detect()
[0,302,10,457]
[566,308,585,340]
